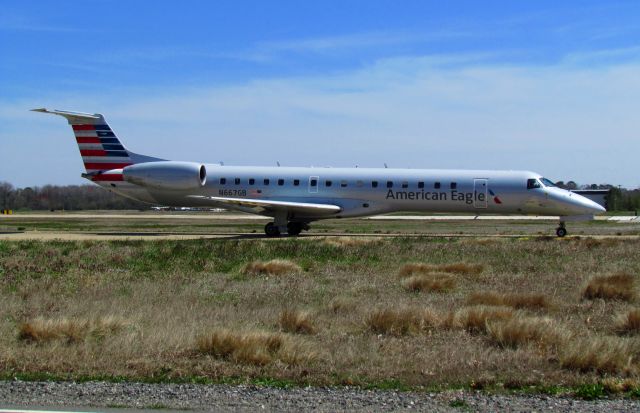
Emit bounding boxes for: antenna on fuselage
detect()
[276,161,280,167]
[220,161,224,166]
[384,163,388,168]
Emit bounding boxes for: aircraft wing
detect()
[188,195,341,216]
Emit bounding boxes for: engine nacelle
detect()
[122,161,206,191]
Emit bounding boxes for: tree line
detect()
[0,180,638,211]
[608,188,640,211]
[555,182,640,212]
[0,182,145,211]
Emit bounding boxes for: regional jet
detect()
[33,109,605,237]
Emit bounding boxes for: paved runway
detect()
[1,213,637,241]
[1,213,638,221]
[0,230,638,241]
[0,213,266,220]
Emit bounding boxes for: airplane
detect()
[32,108,606,237]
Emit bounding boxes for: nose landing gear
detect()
[556,222,567,238]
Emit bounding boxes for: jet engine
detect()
[122,161,206,190]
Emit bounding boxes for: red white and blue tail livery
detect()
[33,108,161,185]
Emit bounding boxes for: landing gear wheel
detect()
[265,222,281,237]
[556,227,567,238]
[287,222,303,236]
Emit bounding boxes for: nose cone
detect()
[545,189,607,216]
[569,193,606,215]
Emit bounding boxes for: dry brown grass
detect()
[4,234,640,389]
[460,238,502,246]
[582,238,623,249]
[486,315,567,349]
[279,309,316,334]
[398,262,484,277]
[18,316,126,343]
[323,237,379,247]
[582,273,636,302]
[466,291,550,310]
[601,377,640,393]
[449,306,514,333]
[402,273,456,292]
[367,307,442,336]
[196,329,313,365]
[242,259,302,276]
[615,309,640,335]
[558,336,639,374]
[328,296,357,314]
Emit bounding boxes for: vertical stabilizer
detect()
[32,108,163,178]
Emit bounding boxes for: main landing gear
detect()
[555,222,567,238]
[264,222,280,237]
[264,222,309,237]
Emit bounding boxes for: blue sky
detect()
[1,1,640,188]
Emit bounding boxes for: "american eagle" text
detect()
[385,190,486,205]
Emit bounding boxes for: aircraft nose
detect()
[592,201,607,214]
[590,200,606,214]
[571,193,606,215]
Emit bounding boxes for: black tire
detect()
[287,222,303,236]
[556,227,567,237]
[265,222,280,237]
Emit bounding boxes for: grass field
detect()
[1,221,640,395]
[1,211,639,237]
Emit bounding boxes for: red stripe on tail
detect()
[91,174,124,182]
[76,137,101,144]
[80,149,108,156]
[72,124,95,130]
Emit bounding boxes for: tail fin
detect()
[31,108,163,176]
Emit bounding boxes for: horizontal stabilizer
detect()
[189,195,341,216]
[31,108,102,124]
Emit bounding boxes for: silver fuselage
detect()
[102,165,605,221]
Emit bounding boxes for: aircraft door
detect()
[308,176,319,193]
[474,178,488,209]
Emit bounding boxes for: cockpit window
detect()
[539,178,557,187]
[527,179,541,190]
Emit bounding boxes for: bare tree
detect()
[0,182,145,211]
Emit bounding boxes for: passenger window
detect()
[293,179,300,186]
[372,181,378,188]
[418,181,424,189]
[234,178,240,185]
[249,178,255,185]
[264,179,270,185]
[310,179,317,186]
[278,179,284,186]
[219,178,226,185]
[387,181,393,188]
[341,180,348,187]
[401,181,408,189]
[527,179,541,189]
[451,182,457,190]
[326,180,333,187]
[434,182,441,189]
